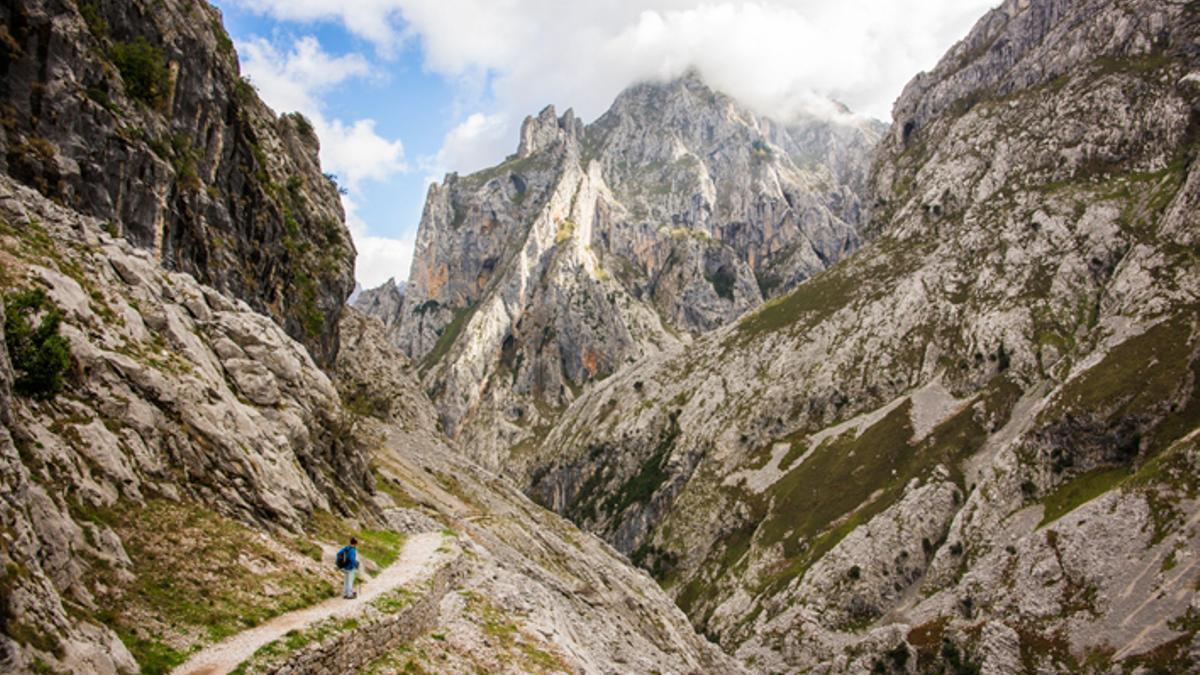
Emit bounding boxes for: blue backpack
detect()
[336,546,351,570]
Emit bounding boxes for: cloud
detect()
[236,35,370,112]
[229,0,1002,278]
[233,0,995,173]
[319,119,407,190]
[343,195,415,289]
[237,34,412,284]
[424,112,510,180]
[229,0,411,52]
[238,36,408,189]
[229,1,997,124]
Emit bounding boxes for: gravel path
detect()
[174,531,446,675]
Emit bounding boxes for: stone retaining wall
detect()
[267,556,468,674]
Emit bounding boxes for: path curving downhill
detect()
[174,531,447,675]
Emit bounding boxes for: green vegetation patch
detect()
[761,401,915,558]
[371,586,416,614]
[1038,466,1131,527]
[1041,312,1197,444]
[736,261,855,338]
[605,411,679,516]
[420,302,477,372]
[4,288,70,400]
[71,499,334,670]
[109,37,170,109]
[290,270,325,339]
[308,510,407,567]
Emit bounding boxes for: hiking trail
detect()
[174,530,448,675]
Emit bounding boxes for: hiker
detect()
[336,537,360,599]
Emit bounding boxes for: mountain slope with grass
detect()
[522,0,1200,670]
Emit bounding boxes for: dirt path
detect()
[174,531,446,675]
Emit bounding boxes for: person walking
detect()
[336,537,360,599]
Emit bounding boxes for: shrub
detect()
[110,37,170,108]
[284,112,315,141]
[78,2,107,39]
[210,18,233,57]
[4,288,70,399]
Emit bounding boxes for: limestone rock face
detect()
[363,73,881,467]
[0,0,354,366]
[350,278,405,339]
[519,0,1200,670]
[0,175,370,672]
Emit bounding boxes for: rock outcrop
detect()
[350,277,404,333]
[0,0,354,366]
[520,0,1200,670]
[363,71,882,467]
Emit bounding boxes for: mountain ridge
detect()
[361,71,883,470]
[511,0,1200,670]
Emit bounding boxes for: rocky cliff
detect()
[0,174,373,673]
[0,0,354,366]
[522,0,1200,670]
[366,72,882,467]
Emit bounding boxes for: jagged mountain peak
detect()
[517,104,584,158]
[369,64,881,467]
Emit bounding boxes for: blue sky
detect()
[211,0,997,288]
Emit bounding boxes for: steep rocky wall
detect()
[524,0,1200,670]
[0,0,354,366]
[368,73,881,468]
[0,174,371,672]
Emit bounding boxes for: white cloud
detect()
[343,195,415,289]
[318,118,407,190]
[237,35,370,112]
[231,0,997,174]
[425,112,510,179]
[238,36,408,189]
[230,0,411,52]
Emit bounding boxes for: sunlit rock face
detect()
[366,71,881,467]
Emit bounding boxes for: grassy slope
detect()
[65,499,406,674]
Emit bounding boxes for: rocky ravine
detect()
[0,2,737,672]
[521,0,1200,671]
[0,171,737,673]
[338,309,740,674]
[1,0,354,366]
[358,72,883,468]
